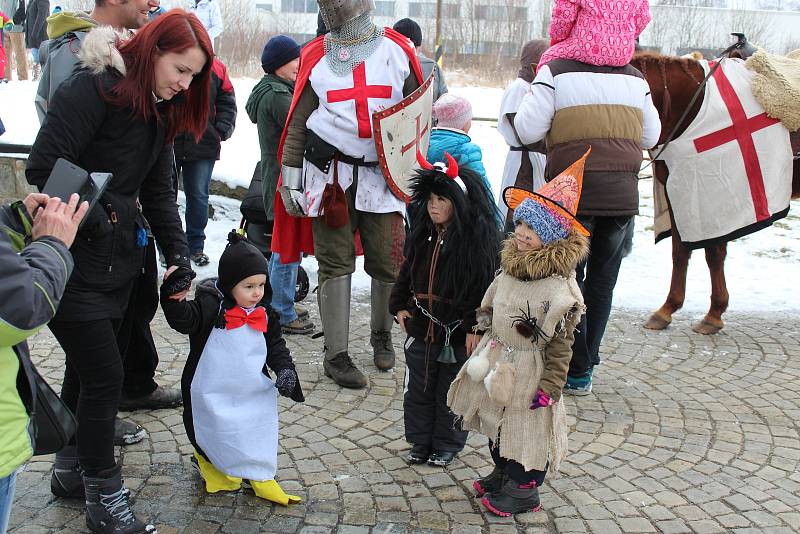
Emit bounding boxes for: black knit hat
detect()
[393,18,422,47]
[261,35,301,74]
[217,231,269,297]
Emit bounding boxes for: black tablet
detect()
[42,158,112,227]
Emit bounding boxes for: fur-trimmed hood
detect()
[77,25,130,76]
[500,230,588,280]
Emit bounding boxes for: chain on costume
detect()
[324,13,385,77]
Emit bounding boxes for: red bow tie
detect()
[224,306,267,332]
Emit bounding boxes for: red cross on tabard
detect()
[327,63,393,139]
[692,61,780,221]
[401,114,430,155]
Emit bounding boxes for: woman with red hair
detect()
[26,10,213,534]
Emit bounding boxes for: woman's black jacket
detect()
[26,69,190,307]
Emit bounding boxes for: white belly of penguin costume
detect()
[191,317,278,481]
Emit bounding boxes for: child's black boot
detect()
[481,479,541,517]
[472,466,506,496]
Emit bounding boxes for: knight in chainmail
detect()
[274,0,423,389]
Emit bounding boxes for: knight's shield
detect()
[373,73,435,203]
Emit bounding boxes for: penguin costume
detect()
[161,232,304,504]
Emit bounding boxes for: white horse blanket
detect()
[654,58,793,248]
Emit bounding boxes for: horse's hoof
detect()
[692,318,724,335]
[644,312,672,330]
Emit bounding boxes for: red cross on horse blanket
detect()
[655,58,793,248]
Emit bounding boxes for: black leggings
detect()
[489,439,547,487]
[50,318,124,476]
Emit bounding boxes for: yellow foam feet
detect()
[250,479,301,505]
[193,451,242,493]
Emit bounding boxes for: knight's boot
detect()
[319,275,366,389]
[370,279,396,371]
[83,463,156,534]
[51,445,84,498]
[192,451,242,493]
[250,479,301,505]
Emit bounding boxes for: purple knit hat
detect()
[433,93,473,129]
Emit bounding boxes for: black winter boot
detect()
[51,446,83,498]
[472,466,506,497]
[83,464,155,534]
[370,331,396,371]
[481,479,541,516]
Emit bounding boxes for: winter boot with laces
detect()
[473,465,506,497]
[481,479,541,517]
[369,279,396,371]
[51,446,83,498]
[83,463,156,534]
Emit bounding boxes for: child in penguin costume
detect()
[161,232,304,504]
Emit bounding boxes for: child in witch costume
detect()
[390,152,502,467]
[161,232,304,505]
[447,149,591,515]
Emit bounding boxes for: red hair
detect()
[105,10,213,143]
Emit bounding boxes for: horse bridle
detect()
[642,40,748,171]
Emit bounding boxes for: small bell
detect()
[437,344,457,364]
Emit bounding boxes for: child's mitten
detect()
[529,388,553,410]
[275,368,297,397]
[160,265,196,297]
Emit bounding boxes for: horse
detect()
[630,52,799,335]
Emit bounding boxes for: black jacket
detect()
[173,58,236,162]
[389,227,488,347]
[161,278,304,458]
[26,70,190,307]
[25,0,49,50]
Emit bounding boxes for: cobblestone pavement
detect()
[8,297,800,534]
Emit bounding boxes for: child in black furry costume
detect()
[389,153,502,466]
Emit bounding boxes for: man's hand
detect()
[396,310,411,333]
[22,193,50,218]
[31,193,89,248]
[466,333,482,355]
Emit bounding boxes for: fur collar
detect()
[78,25,130,76]
[500,231,588,280]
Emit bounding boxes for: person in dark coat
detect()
[392,17,447,103]
[173,56,237,266]
[161,232,304,505]
[390,153,501,467]
[245,34,313,335]
[24,0,48,77]
[25,11,213,533]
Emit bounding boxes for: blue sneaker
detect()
[564,369,593,396]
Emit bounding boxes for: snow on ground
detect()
[3,77,799,313]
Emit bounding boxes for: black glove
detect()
[161,265,196,297]
[275,368,297,397]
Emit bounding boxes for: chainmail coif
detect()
[324,13,385,76]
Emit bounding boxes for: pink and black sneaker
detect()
[481,480,541,517]
[472,466,505,497]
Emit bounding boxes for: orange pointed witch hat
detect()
[503,147,591,236]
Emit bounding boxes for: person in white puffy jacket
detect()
[189,0,223,50]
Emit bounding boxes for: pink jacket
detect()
[538,0,651,69]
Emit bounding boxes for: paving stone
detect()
[10,307,800,534]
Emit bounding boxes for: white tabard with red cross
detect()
[657,58,792,245]
[302,38,411,216]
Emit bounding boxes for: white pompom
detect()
[466,341,493,381]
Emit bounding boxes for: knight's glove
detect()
[278,166,307,217]
[160,266,196,297]
[529,388,553,411]
[275,368,297,397]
